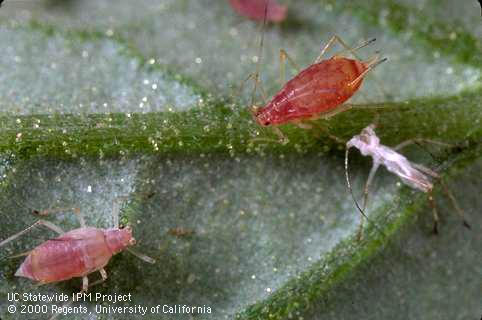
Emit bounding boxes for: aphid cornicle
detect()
[249,34,386,143]
[344,124,471,235]
[0,203,155,293]
[229,0,287,22]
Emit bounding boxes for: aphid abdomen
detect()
[15,228,112,283]
[256,58,366,125]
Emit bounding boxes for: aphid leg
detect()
[345,147,386,238]
[100,268,108,281]
[7,250,32,259]
[279,49,301,84]
[235,73,263,110]
[439,180,471,229]
[293,120,344,145]
[255,74,269,104]
[88,268,108,288]
[292,120,313,130]
[427,192,440,234]
[394,139,469,228]
[321,103,354,120]
[308,121,345,144]
[126,248,156,264]
[34,281,48,287]
[82,276,89,292]
[249,125,289,144]
[34,207,86,228]
[48,276,90,320]
[271,126,289,144]
[231,73,255,106]
[410,162,469,230]
[0,220,64,248]
[241,72,269,114]
[292,121,322,139]
[357,163,381,240]
[314,35,342,63]
[314,35,375,63]
[394,139,452,151]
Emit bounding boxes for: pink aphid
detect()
[229,0,287,23]
[255,56,371,126]
[345,124,470,234]
[15,227,134,284]
[0,205,155,292]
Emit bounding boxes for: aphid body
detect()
[1,203,154,293]
[255,57,368,126]
[15,226,135,284]
[229,0,287,22]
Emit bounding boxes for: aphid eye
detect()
[119,224,125,229]
[264,121,271,126]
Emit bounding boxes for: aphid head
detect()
[116,225,157,264]
[255,110,272,126]
[105,226,135,254]
[253,104,278,127]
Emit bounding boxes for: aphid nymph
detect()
[0,201,155,293]
[345,124,470,234]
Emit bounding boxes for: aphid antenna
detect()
[371,57,388,68]
[344,147,387,238]
[350,37,377,54]
[334,38,377,59]
[250,0,270,107]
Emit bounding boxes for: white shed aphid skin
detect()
[344,124,470,237]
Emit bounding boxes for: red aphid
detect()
[255,56,369,126]
[15,227,134,283]
[229,0,287,22]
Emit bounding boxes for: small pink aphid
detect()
[345,124,470,234]
[229,0,287,22]
[0,204,155,293]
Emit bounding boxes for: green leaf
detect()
[0,1,481,320]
